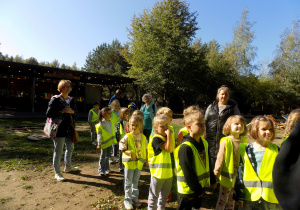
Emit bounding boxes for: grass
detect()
[0,118,182,172]
[22,184,32,189]
[0,119,99,171]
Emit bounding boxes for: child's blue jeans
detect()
[98,145,112,174]
[124,167,141,203]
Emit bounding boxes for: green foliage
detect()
[223,7,257,75]
[124,0,198,102]
[83,39,129,76]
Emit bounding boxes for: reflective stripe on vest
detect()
[148,134,173,179]
[90,109,99,122]
[174,139,210,194]
[240,143,279,203]
[95,120,117,149]
[122,133,147,170]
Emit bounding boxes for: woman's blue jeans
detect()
[53,137,74,174]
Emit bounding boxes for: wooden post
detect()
[31,74,36,113]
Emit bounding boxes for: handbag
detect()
[70,115,79,143]
[43,117,62,138]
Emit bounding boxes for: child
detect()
[96,107,117,176]
[174,109,216,210]
[147,114,174,210]
[177,105,202,146]
[119,115,147,210]
[281,109,300,146]
[110,99,121,162]
[214,115,248,210]
[88,101,100,145]
[235,116,280,209]
[116,107,129,172]
[130,110,144,133]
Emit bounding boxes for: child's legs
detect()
[215,185,234,210]
[64,137,74,168]
[98,147,108,173]
[90,122,97,143]
[148,176,163,210]
[131,168,141,202]
[113,144,119,157]
[105,146,112,171]
[53,137,65,174]
[157,177,173,209]
[124,167,134,202]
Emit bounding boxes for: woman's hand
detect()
[62,107,74,114]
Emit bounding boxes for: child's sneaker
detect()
[55,173,65,181]
[124,200,134,210]
[99,172,106,177]
[105,169,111,174]
[64,166,79,173]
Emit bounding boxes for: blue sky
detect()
[0,0,299,70]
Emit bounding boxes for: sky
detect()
[0,0,299,70]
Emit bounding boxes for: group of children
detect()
[88,99,300,210]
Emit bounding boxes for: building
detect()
[0,60,137,112]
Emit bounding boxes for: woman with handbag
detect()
[46,79,78,181]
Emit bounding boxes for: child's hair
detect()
[119,107,129,121]
[285,109,300,136]
[222,115,248,137]
[183,109,204,126]
[129,115,143,132]
[127,108,134,120]
[152,114,168,134]
[110,99,120,109]
[99,107,111,122]
[249,115,275,141]
[132,110,144,120]
[156,107,173,117]
[182,105,201,125]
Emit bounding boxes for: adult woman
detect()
[46,80,78,181]
[205,86,240,169]
[140,94,158,140]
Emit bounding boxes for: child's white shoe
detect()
[55,173,65,181]
[64,166,79,173]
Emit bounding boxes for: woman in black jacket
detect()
[46,80,78,181]
[205,86,240,170]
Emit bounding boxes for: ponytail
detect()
[99,107,111,123]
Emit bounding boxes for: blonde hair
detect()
[132,110,144,120]
[249,115,275,141]
[129,115,143,132]
[156,107,173,117]
[57,80,71,92]
[285,109,300,136]
[119,108,129,121]
[153,114,168,128]
[216,85,230,100]
[222,115,247,137]
[110,99,120,109]
[182,106,203,125]
[183,110,204,126]
[99,107,111,122]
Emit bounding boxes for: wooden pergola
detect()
[0,60,138,112]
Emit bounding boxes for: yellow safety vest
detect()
[95,120,117,149]
[219,136,248,188]
[90,109,99,122]
[240,143,279,204]
[174,139,210,195]
[149,125,175,150]
[280,136,288,146]
[122,133,147,170]
[179,127,189,137]
[111,111,119,127]
[148,134,173,179]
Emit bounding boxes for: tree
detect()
[24,57,39,65]
[49,59,60,68]
[123,0,198,103]
[270,19,300,90]
[13,55,24,63]
[83,39,129,76]
[223,7,257,75]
